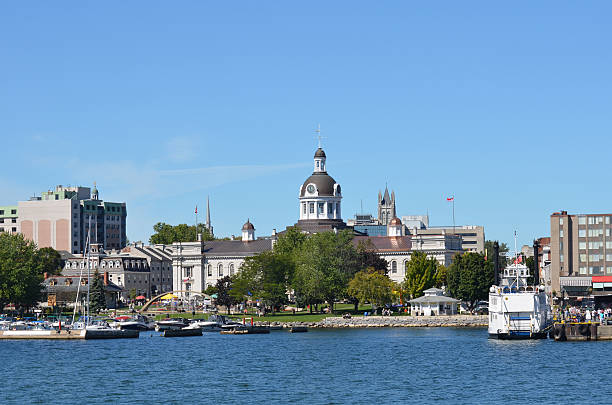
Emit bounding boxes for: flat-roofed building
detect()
[550,211,612,299]
[0,205,19,234]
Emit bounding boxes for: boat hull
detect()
[488,331,548,340]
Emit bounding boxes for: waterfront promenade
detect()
[255,314,487,328]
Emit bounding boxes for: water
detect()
[1,327,607,404]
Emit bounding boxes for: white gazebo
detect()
[408,288,460,316]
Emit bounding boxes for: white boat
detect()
[111,315,155,331]
[488,260,552,339]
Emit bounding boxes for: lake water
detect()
[1,327,607,404]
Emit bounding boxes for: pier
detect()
[552,323,612,341]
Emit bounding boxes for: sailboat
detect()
[70,217,138,339]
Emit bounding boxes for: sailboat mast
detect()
[86,216,91,325]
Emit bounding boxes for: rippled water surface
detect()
[1,327,608,404]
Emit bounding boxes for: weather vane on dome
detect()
[314,123,327,149]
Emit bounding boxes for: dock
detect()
[552,323,612,341]
[0,329,139,340]
[220,327,270,335]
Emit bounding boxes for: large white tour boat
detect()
[488,257,552,339]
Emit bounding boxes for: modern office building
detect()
[551,211,612,300]
[409,225,485,253]
[5,184,127,254]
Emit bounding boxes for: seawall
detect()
[255,315,488,328]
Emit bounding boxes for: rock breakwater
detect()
[254,315,487,329]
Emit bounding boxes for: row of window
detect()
[0,227,17,232]
[0,218,17,223]
[302,202,340,215]
[578,254,612,262]
[0,209,17,215]
[579,266,612,275]
[206,263,237,278]
[576,228,611,237]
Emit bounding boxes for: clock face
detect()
[307,185,315,194]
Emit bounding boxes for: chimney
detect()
[197,233,202,242]
[272,228,277,237]
[494,241,500,286]
[533,239,540,286]
[104,271,109,286]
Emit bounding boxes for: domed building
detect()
[295,147,347,233]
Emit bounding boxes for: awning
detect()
[560,277,592,287]
[159,293,177,300]
[135,295,146,300]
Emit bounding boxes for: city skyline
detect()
[2,2,611,247]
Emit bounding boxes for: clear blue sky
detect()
[1,2,611,248]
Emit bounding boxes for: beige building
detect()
[551,211,612,298]
[407,225,485,253]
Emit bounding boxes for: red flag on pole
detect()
[195,205,198,214]
[447,197,454,201]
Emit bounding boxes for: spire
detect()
[382,186,391,205]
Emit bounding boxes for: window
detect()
[560,254,564,263]
[309,203,314,214]
[11,227,16,232]
[0,210,3,214]
[590,266,603,275]
[607,254,612,262]
[328,203,333,214]
[11,218,15,223]
[580,267,587,274]
[230,263,235,276]
[302,203,306,214]
[580,254,587,262]
[560,218,564,225]
[218,263,223,277]
[579,242,586,249]
[207,265,212,277]
[579,216,586,225]
[608,242,612,249]
[391,261,397,273]
[559,242,563,251]
[318,203,324,214]
[579,230,586,237]
[589,241,601,249]
[559,230,564,238]
[10,209,16,214]
[608,267,612,274]
[589,254,600,262]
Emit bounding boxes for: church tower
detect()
[378,186,396,225]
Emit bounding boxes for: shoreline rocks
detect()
[254,315,487,329]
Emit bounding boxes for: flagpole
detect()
[452,195,455,235]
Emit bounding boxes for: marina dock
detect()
[0,329,139,340]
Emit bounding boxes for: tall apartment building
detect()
[4,184,127,254]
[551,211,612,299]
[0,205,19,234]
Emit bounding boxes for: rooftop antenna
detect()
[360,199,363,215]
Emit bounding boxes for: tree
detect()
[235,251,290,312]
[0,233,44,311]
[356,239,389,274]
[89,270,107,314]
[37,247,62,276]
[347,269,395,310]
[293,230,360,313]
[149,222,215,245]
[402,251,438,299]
[446,252,494,312]
[215,276,236,314]
[204,285,218,296]
[435,265,448,288]
[129,288,137,301]
[484,240,508,268]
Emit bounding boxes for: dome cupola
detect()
[242,219,255,241]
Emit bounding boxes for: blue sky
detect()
[1,2,611,248]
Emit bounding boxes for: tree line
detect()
[209,227,502,314]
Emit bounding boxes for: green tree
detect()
[435,265,448,288]
[0,233,44,311]
[89,270,106,313]
[129,288,137,300]
[37,247,62,276]
[446,252,494,312]
[204,285,218,296]
[149,222,215,244]
[215,276,236,314]
[402,251,438,299]
[293,230,360,313]
[356,239,389,274]
[347,269,395,309]
[485,240,509,268]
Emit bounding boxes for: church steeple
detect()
[378,186,396,225]
[205,196,213,236]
